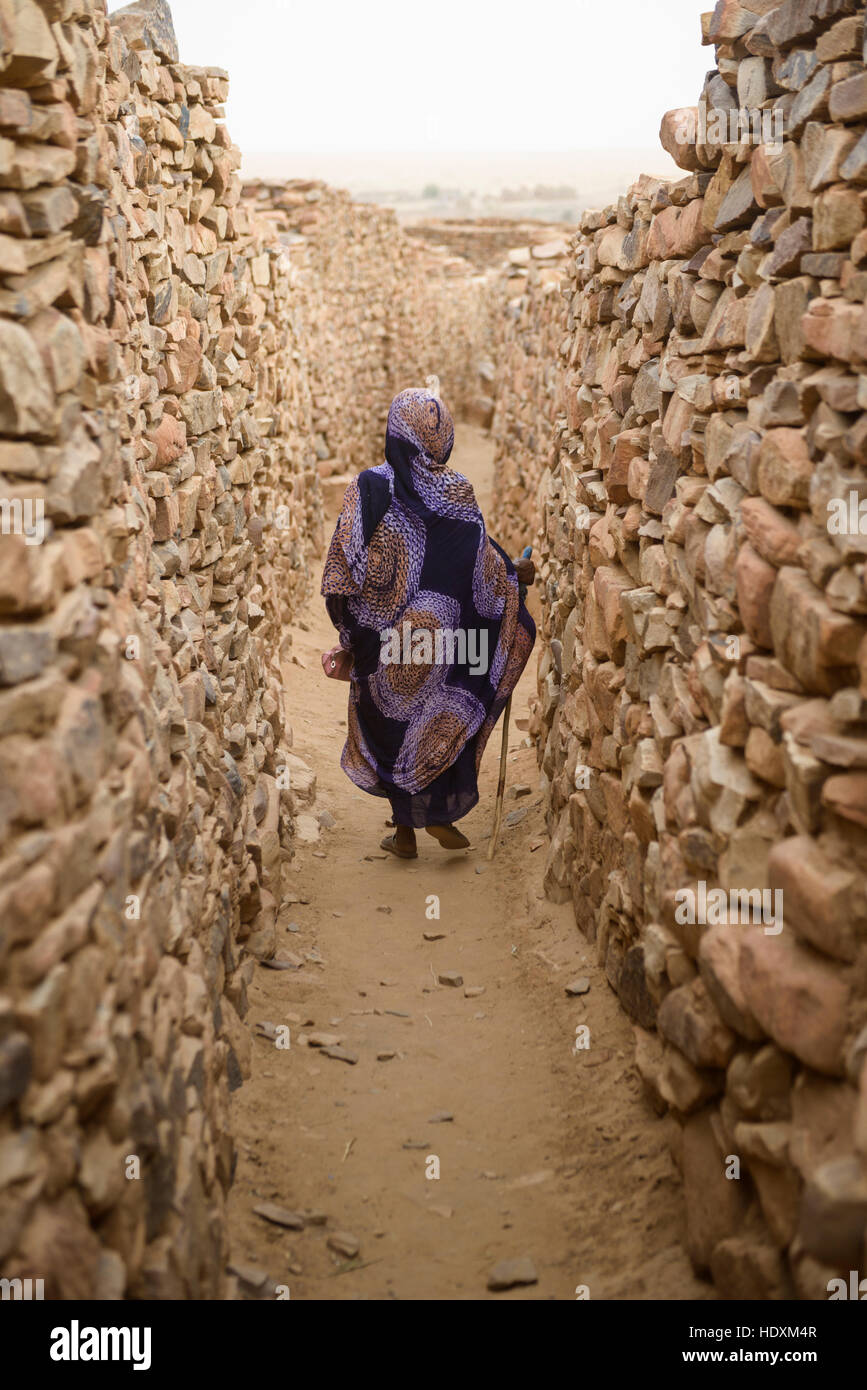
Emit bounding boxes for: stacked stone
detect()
[405,217,570,272]
[241,178,500,477]
[519,0,867,1298]
[0,0,319,1299]
[490,238,570,556]
[232,197,325,641]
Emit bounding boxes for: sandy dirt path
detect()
[226,425,712,1302]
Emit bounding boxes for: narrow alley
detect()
[226,427,710,1301]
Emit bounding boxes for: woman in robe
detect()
[321,385,536,859]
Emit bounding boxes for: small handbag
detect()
[321,645,354,681]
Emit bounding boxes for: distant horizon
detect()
[239,147,681,211]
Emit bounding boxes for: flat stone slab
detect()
[253,1203,305,1231]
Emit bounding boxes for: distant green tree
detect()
[422,183,440,199]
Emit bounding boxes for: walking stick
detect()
[487,694,512,861]
[487,546,532,862]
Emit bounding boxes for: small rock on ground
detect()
[253,1202,305,1230]
[322,1045,358,1064]
[327,1231,360,1259]
[438,970,463,987]
[486,1256,538,1291]
[295,814,321,844]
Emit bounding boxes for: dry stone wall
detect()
[493,0,867,1298]
[0,0,322,1301]
[242,179,500,481]
[405,217,570,271]
[0,0,496,1300]
[491,238,570,556]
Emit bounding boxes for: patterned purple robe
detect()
[321,388,536,827]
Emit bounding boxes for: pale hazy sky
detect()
[111,1,712,155]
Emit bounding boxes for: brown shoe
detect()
[425,824,470,850]
[380,832,418,860]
